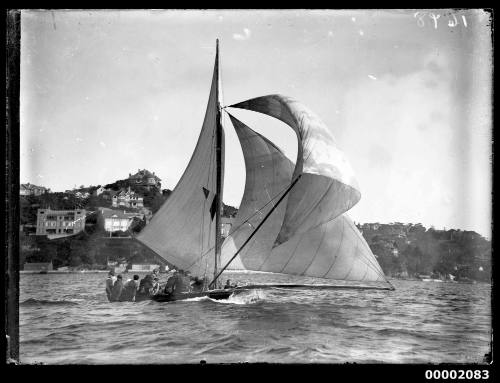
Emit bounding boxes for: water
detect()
[19,272,491,364]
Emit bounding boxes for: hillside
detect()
[357,223,491,282]
[20,182,490,280]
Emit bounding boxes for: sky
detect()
[20,9,492,238]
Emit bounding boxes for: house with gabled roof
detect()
[128,169,161,190]
[112,186,144,209]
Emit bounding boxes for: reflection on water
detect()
[19,273,491,364]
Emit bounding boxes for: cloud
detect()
[343,57,458,228]
[99,141,106,148]
[233,28,251,41]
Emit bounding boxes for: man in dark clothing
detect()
[105,270,116,301]
[164,271,179,294]
[224,279,237,289]
[110,274,124,302]
[152,268,160,279]
[174,271,191,293]
[120,275,140,302]
[139,274,154,295]
[190,276,204,293]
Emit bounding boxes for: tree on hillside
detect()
[222,203,238,217]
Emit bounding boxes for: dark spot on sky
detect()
[425,61,442,75]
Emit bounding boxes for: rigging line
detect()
[202,122,217,259]
[206,124,216,190]
[230,169,295,227]
[209,175,302,289]
[219,44,225,109]
[288,177,333,232]
[184,244,216,272]
[353,249,389,283]
[347,243,389,285]
[361,265,369,281]
[200,186,207,260]
[343,244,359,281]
[339,225,387,282]
[355,241,387,278]
[301,219,329,276]
[222,179,292,240]
[343,220,389,282]
[275,229,304,274]
[322,218,346,278]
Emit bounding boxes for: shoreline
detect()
[18,270,488,284]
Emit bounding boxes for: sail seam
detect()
[289,178,333,238]
[302,220,328,276]
[322,217,346,278]
[184,245,216,272]
[237,135,277,263]
[361,264,369,281]
[343,219,389,282]
[275,179,360,242]
[224,181,291,242]
[276,231,304,274]
[343,245,358,280]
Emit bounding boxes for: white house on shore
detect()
[130,264,162,272]
[100,207,144,233]
[112,186,144,209]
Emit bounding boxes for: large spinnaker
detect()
[225,96,388,283]
[230,95,361,245]
[221,114,294,270]
[135,54,223,280]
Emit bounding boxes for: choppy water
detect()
[19,272,491,364]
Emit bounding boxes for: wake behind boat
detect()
[121,39,394,304]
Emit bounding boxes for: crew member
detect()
[190,276,204,293]
[120,274,140,302]
[171,269,190,294]
[110,274,124,302]
[139,274,154,295]
[164,270,179,294]
[105,270,116,301]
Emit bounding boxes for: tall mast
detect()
[214,39,223,288]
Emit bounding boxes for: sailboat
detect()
[134,40,394,303]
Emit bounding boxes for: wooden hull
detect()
[131,282,393,303]
[150,289,235,302]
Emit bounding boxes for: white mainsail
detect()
[135,50,223,279]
